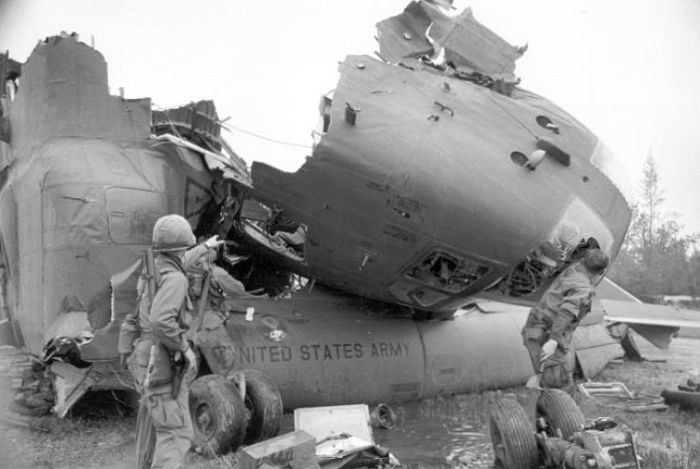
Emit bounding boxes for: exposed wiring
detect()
[221,122,312,149]
[151,101,312,150]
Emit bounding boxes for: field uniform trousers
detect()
[137,381,193,469]
[521,310,574,390]
[135,399,156,469]
[130,336,194,469]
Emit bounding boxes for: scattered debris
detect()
[369,403,397,430]
[579,381,668,412]
[661,378,700,412]
[579,381,634,398]
[295,404,374,444]
[239,430,318,469]
[316,434,397,468]
[294,404,400,468]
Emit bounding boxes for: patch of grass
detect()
[0,391,137,469]
[581,360,700,469]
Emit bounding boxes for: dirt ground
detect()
[1,336,699,469]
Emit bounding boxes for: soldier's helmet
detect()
[152,214,196,252]
[582,249,609,275]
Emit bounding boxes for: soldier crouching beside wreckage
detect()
[118,214,223,469]
[522,248,609,392]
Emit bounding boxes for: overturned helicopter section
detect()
[0,1,630,421]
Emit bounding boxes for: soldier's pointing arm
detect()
[212,266,248,298]
[151,271,190,353]
[183,244,209,270]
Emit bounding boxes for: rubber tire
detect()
[189,375,248,456]
[241,369,283,444]
[536,389,585,440]
[489,398,539,469]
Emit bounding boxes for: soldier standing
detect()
[521,248,609,391]
[119,214,221,469]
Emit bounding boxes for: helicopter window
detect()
[105,187,164,245]
[406,251,489,294]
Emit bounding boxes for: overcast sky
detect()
[1,0,699,235]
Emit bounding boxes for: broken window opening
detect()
[407,250,490,294]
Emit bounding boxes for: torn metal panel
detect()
[427,6,523,75]
[9,35,152,147]
[294,404,373,444]
[154,133,252,187]
[153,100,223,151]
[51,361,97,418]
[151,100,251,183]
[50,359,134,417]
[377,1,523,77]
[576,342,624,380]
[239,430,318,469]
[109,258,142,322]
[376,1,435,66]
[45,311,91,343]
[574,311,624,379]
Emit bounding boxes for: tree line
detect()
[607,154,699,306]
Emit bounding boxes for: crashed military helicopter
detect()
[0,0,636,451]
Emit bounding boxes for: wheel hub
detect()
[195,402,217,439]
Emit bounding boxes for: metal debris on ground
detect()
[316,434,398,469]
[578,381,668,412]
[369,403,397,430]
[294,404,374,444]
[239,430,319,469]
[661,378,700,412]
[294,404,400,468]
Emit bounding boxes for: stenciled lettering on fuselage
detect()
[234,341,411,365]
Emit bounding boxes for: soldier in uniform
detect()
[521,248,609,391]
[187,248,265,378]
[119,214,222,469]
